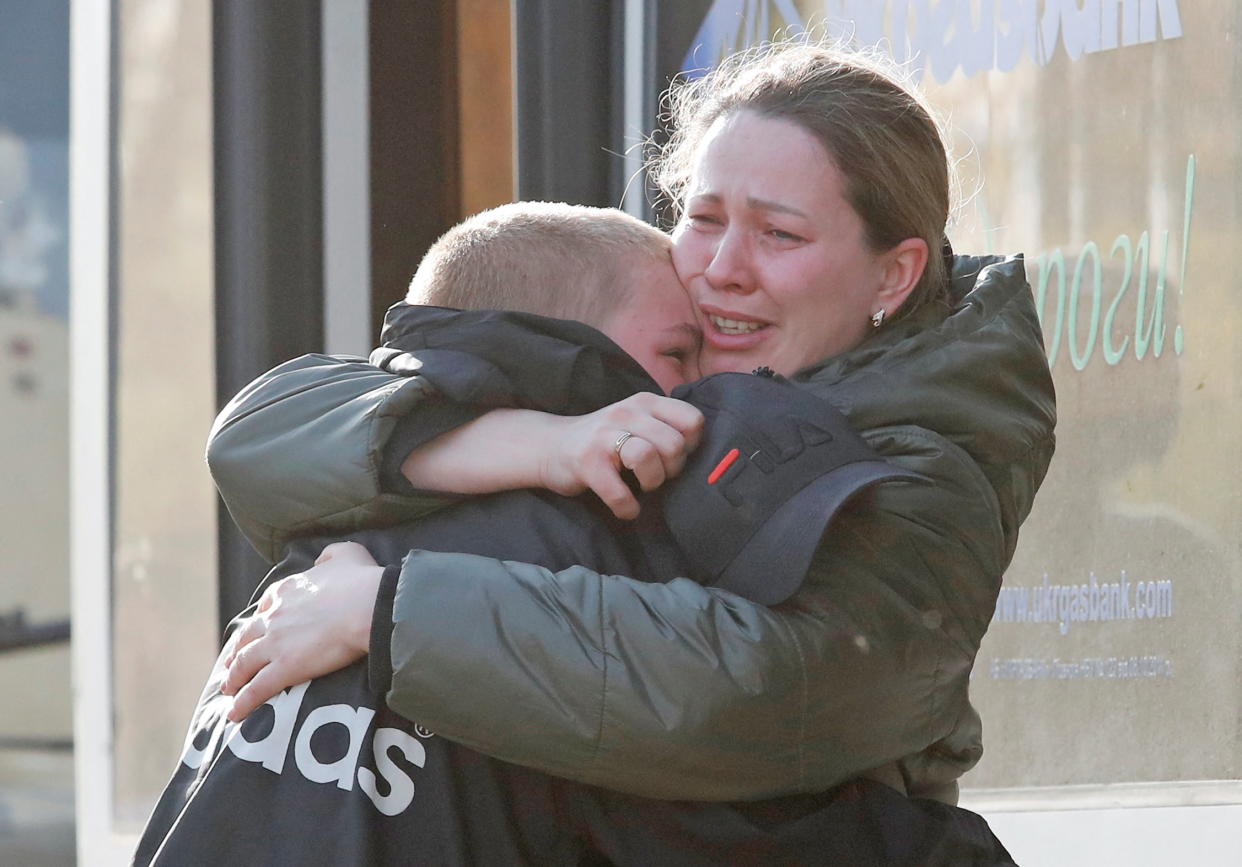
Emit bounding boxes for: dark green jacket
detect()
[206,254,1055,802]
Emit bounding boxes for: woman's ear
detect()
[877,237,929,311]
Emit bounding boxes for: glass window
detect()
[109,0,218,831]
[0,0,74,861]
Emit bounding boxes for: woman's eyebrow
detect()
[686,193,721,206]
[688,192,808,219]
[747,196,808,218]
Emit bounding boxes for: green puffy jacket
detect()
[206,254,1055,803]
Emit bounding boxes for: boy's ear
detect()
[877,237,929,311]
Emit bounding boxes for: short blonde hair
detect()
[407,202,672,326]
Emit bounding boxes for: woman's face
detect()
[672,110,917,376]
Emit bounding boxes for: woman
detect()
[215,41,1054,842]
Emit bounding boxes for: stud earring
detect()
[870,309,886,328]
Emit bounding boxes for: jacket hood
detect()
[797,254,1057,562]
[376,303,662,415]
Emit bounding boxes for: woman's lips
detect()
[707,314,764,335]
[702,309,772,351]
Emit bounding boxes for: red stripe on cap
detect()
[707,448,741,485]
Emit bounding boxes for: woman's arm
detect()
[208,308,704,560]
[401,395,702,520]
[206,354,465,562]
[224,425,1006,800]
[372,429,1003,801]
[208,355,703,560]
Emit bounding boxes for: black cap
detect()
[662,373,926,605]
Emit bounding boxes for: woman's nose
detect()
[703,230,757,294]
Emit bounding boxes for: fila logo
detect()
[704,414,835,505]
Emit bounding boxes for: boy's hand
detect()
[540,393,704,520]
[221,541,382,721]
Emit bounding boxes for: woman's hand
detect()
[399,395,703,519]
[221,541,384,721]
[538,393,704,520]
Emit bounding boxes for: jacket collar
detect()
[797,254,1057,555]
[378,303,663,415]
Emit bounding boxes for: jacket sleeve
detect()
[382,426,1006,801]
[206,354,468,563]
